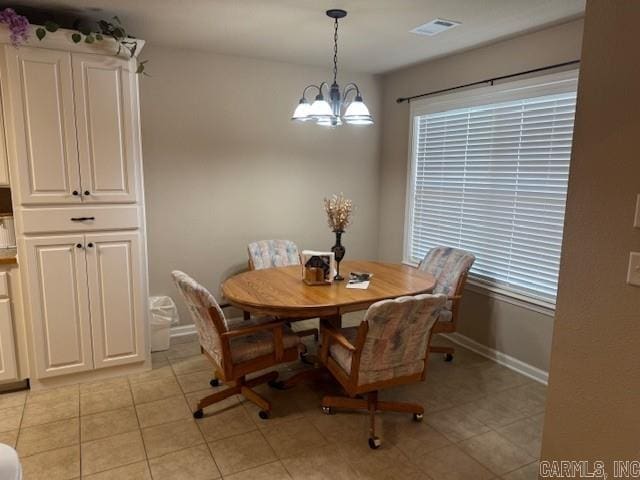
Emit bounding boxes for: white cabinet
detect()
[86,231,145,368]
[0,88,10,185]
[23,235,93,378]
[3,47,139,205]
[73,54,138,204]
[24,231,146,378]
[0,274,17,380]
[3,46,81,204]
[0,30,150,383]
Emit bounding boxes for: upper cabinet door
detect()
[0,89,10,186]
[85,231,145,369]
[73,54,138,204]
[3,46,81,205]
[23,234,93,378]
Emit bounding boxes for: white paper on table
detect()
[346,281,370,289]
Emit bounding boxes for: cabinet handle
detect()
[76,243,83,249]
[84,190,90,196]
[70,217,96,222]
[87,242,94,248]
[72,190,79,196]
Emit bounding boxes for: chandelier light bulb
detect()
[344,95,374,125]
[308,96,333,119]
[291,99,312,121]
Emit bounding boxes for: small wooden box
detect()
[301,250,336,286]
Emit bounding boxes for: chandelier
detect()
[291,9,373,127]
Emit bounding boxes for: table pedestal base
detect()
[270,366,328,389]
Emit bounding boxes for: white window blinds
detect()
[406,88,577,303]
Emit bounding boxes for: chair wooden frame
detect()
[193,304,300,419]
[319,321,434,448]
[428,270,469,360]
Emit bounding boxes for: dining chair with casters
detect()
[172,270,302,420]
[319,293,448,449]
[418,246,475,362]
[247,239,319,343]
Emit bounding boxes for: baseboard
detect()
[443,332,549,385]
[170,324,197,338]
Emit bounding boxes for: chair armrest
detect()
[321,326,356,352]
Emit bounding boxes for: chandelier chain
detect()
[333,17,339,84]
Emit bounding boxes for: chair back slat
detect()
[418,247,475,296]
[248,239,300,270]
[171,270,227,367]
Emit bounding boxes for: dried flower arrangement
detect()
[324,193,353,232]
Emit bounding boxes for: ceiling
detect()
[10,0,585,74]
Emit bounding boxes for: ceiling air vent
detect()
[410,18,461,36]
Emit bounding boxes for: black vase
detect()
[331,230,346,281]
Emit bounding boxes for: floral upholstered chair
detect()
[172,270,302,420]
[418,246,475,361]
[319,293,448,448]
[247,239,301,270]
[246,239,318,344]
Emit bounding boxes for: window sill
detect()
[402,260,556,317]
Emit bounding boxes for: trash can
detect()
[149,296,180,352]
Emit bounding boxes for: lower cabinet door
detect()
[85,231,146,368]
[0,297,17,381]
[24,235,94,377]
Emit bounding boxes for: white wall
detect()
[542,0,640,467]
[139,46,381,324]
[378,20,584,372]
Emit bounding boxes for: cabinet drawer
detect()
[21,206,140,234]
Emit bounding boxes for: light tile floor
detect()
[0,331,544,480]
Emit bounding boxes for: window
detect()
[405,72,578,305]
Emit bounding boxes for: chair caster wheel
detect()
[210,379,220,387]
[268,379,286,390]
[193,409,204,419]
[444,353,454,362]
[413,413,424,422]
[258,410,270,420]
[368,437,381,449]
[321,406,332,415]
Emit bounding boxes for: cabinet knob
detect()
[87,243,94,248]
[72,190,79,196]
[76,243,83,249]
[84,190,90,196]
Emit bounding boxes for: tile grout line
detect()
[501,459,540,477]
[166,351,227,479]
[10,390,27,454]
[128,373,157,480]
[454,428,538,477]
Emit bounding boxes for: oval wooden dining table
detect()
[221,260,437,320]
[221,260,437,388]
